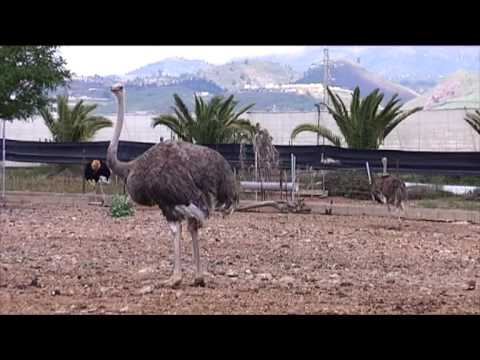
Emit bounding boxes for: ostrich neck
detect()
[107,94,130,181]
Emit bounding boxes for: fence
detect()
[4,139,480,174]
[2,139,480,207]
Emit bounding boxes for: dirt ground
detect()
[1,199,479,314]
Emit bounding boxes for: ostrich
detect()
[84,159,111,203]
[371,174,408,223]
[107,83,237,288]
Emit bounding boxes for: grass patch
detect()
[110,194,134,218]
[5,165,125,194]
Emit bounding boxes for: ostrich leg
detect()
[94,182,99,203]
[163,221,183,288]
[188,218,205,287]
[99,181,106,204]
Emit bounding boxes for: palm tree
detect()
[40,95,113,142]
[291,87,423,149]
[464,109,480,134]
[152,93,255,145]
[39,95,113,176]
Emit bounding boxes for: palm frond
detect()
[290,123,342,147]
[465,109,480,135]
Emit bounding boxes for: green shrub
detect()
[110,194,134,218]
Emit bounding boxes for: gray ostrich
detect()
[107,83,237,288]
[371,174,408,226]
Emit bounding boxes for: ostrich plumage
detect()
[84,160,111,184]
[84,160,111,203]
[371,174,407,215]
[107,83,237,288]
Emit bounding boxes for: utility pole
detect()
[319,48,330,146]
[315,48,329,146]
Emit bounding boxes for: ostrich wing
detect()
[139,162,210,218]
[84,162,96,181]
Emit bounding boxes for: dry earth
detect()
[1,200,479,314]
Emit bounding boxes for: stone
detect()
[226,269,238,278]
[138,266,156,274]
[258,273,273,281]
[464,280,476,291]
[138,285,154,295]
[279,276,295,286]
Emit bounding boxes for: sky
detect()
[59,46,308,77]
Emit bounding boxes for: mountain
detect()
[197,60,301,91]
[126,57,213,78]
[403,70,480,110]
[296,59,419,104]
[251,46,480,83]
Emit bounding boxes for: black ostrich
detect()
[107,83,237,288]
[84,159,111,203]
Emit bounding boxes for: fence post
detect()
[291,154,296,201]
[1,119,6,200]
[82,148,86,194]
[321,152,325,192]
[279,168,283,200]
[254,150,258,202]
[366,161,372,185]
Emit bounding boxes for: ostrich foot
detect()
[162,274,182,288]
[193,277,205,287]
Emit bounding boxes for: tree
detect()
[291,86,423,149]
[39,96,112,142]
[0,46,71,121]
[464,109,480,135]
[152,93,255,144]
[39,96,112,176]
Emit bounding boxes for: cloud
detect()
[60,46,306,76]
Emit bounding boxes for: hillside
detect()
[91,89,323,115]
[127,57,213,78]
[403,70,480,110]
[296,59,419,104]
[58,77,326,115]
[252,46,480,83]
[197,60,301,91]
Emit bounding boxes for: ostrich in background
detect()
[371,174,407,212]
[371,173,408,227]
[84,159,111,204]
[107,83,237,288]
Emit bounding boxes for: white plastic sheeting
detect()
[5,108,480,152]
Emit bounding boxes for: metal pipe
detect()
[366,161,372,185]
[254,150,258,202]
[290,154,296,201]
[240,181,298,191]
[382,157,388,175]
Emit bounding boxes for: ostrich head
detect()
[111,83,124,97]
[91,160,101,172]
[370,177,387,204]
